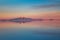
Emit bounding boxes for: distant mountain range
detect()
[0,17,32,23]
[0,17,60,23]
[9,17,32,23]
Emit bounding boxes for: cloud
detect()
[32,4,60,9]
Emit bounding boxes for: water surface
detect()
[0,21,60,40]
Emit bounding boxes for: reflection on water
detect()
[0,21,60,40]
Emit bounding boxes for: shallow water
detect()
[0,21,60,40]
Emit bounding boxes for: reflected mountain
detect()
[0,17,60,23]
[8,17,32,23]
[0,19,8,22]
[0,17,33,23]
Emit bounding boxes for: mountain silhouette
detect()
[0,17,60,23]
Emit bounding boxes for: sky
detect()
[0,1,60,40]
[0,0,60,19]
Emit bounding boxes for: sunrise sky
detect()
[0,0,60,19]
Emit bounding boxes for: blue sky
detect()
[0,0,60,19]
[0,0,60,6]
[0,0,59,11]
[0,0,60,11]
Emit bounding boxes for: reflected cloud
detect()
[34,30,60,35]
